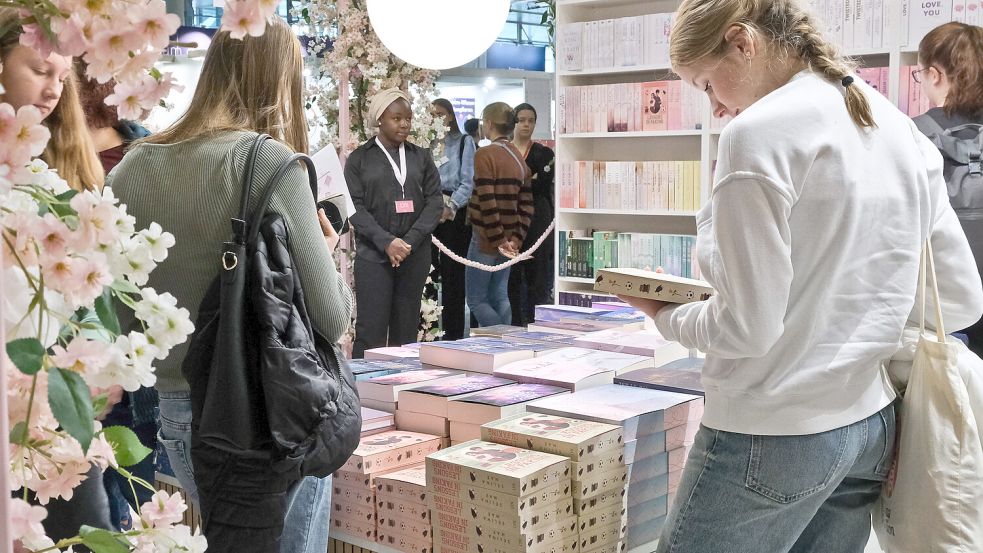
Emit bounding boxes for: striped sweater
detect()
[468,140,534,254]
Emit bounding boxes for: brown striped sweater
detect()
[468,139,534,254]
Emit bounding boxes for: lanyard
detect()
[375,137,407,197]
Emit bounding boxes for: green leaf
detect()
[79,526,130,553]
[9,421,28,443]
[48,367,94,452]
[102,426,152,467]
[6,338,45,375]
[110,279,141,295]
[94,291,121,336]
[49,189,79,218]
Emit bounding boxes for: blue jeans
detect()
[157,392,332,553]
[465,238,512,326]
[656,403,896,553]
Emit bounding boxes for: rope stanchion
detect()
[431,220,556,272]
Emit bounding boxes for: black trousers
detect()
[509,197,555,326]
[432,208,472,340]
[353,245,432,358]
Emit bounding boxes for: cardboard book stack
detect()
[375,464,433,553]
[395,375,516,439]
[481,413,629,553]
[528,385,704,549]
[331,431,442,540]
[426,440,576,553]
[444,384,570,444]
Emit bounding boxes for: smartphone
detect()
[316,194,350,235]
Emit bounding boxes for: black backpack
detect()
[181,134,361,477]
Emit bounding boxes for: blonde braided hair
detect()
[670,0,876,128]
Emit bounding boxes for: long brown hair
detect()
[432,98,461,134]
[144,16,308,154]
[919,22,983,118]
[670,0,875,128]
[0,8,104,191]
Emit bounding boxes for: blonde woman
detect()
[108,16,352,553]
[619,1,983,551]
[0,8,104,191]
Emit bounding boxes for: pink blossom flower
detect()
[9,498,54,550]
[40,254,78,295]
[221,0,267,39]
[151,72,184,104]
[116,49,160,84]
[50,337,111,375]
[105,76,159,121]
[52,13,91,57]
[83,51,126,84]
[18,23,55,60]
[31,459,89,504]
[132,2,181,50]
[34,213,73,261]
[140,490,187,528]
[71,192,121,248]
[64,255,113,307]
[89,27,145,66]
[3,211,40,267]
[0,102,17,144]
[85,432,117,469]
[8,106,51,162]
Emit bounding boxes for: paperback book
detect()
[480,412,624,462]
[426,474,572,515]
[398,375,516,418]
[356,368,465,403]
[593,268,714,304]
[342,431,443,474]
[573,328,690,364]
[419,338,537,373]
[446,384,570,426]
[615,361,705,396]
[426,440,571,497]
[492,357,615,391]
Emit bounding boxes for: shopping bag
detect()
[873,241,983,552]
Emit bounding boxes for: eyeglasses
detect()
[911,67,928,84]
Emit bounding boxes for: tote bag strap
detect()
[919,239,947,342]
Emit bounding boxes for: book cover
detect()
[343,431,443,474]
[624,422,699,463]
[331,515,376,541]
[538,347,654,374]
[430,494,574,534]
[376,529,431,553]
[364,346,421,361]
[331,481,375,509]
[534,304,611,322]
[426,440,571,497]
[493,357,615,391]
[641,81,668,132]
[571,450,627,480]
[594,267,714,304]
[395,410,450,437]
[376,512,432,541]
[574,464,628,501]
[574,486,627,516]
[377,497,430,523]
[614,364,704,396]
[398,375,516,418]
[333,468,378,489]
[374,463,427,495]
[426,476,572,515]
[362,406,396,434]
[527,385,704,441]
[419,338,537,373]
[480,412,624,462]
[357,368,465,403]
[332,497,376,526]
[446,384,570,426]
[577,497,628,534]
[502,331,580,347]
[572,328,689,364]
[527,320,615,336]
[469,324,526,338]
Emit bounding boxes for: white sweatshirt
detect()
[654,71,983,435]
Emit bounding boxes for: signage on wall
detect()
[451,98,476,129]
[485,43,546,72]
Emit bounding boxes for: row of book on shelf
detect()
[335,299,708,552]
[560,230,699,281]
[855,65,934,117]
[556,160,702,213]
[557,81,725,134]
[557,12,675,72]
[809,0,982,50]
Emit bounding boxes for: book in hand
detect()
[445,383,570,426]
[615,360,705,396]
[397,375,516,418]
[356,368,464,403]
[526,384,703,441]
[342,430,443,474]
[480,412,624,462]
[418,338,537,373]
[593,267,714,304]
[492,357,616,391]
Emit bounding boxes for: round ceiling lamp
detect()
[366,0,512,70]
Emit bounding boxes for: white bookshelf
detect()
[553,0,962,300]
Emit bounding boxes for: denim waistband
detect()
[158,390,191,400]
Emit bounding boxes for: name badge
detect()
[395,200,415,213]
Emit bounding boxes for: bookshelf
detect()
[552,0,968,301]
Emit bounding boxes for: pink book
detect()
[878,67,889,100]
[342,430,443,474]
[641,81,669,132]
[899,65,910,114]
[667,80,682,131]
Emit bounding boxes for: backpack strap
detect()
[458,134,468,165]
[247,153,318,245]
[912,111,946,138]
[232,133,273,245]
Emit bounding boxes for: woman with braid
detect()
[619,1,983,551]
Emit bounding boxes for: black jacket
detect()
[345,138,443,262]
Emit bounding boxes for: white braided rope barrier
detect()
[431,220,557,272]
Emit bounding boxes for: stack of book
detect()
[426,440,577,553]
[350,359,423,381]
[375,464,433,553]
[332,431,443,540]
[356,368,464,413]
[615,357,705,396]
[493,347,655,391]
[573,328,690,366]
[527,385,704,549]
[419,338,542,373]
[533,305,612,322]
[395,375,516,440]
[364,345,421,361]
[469,324,526,338]
[361,406,396,437]
[481,413,628,553]
[445,384,570,444]
[502,330,581,348]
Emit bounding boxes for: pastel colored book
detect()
[593,268,714,304]
[376,530,431,553]
[623,446,689,483]
[431,515,578,553]
[526,320,621,336]
[572,328,690,364]
[395,410,449,437]
[426,474,571,516]
[362,406,396,434]
[331,498,376,526]
[425,440,571,497]
[419,338,537,373]
[446,384,570,426]
[614,362,705,396]
[570,450,627,480]
[449,421,482,443]
[397,375,516,418]
[331,515,376,541]
[624,473,669,508]
[430,494,574,535]
[356,368,465,403]
[350,358,422,376]
[377,497,430,523]
[342,430,443,474]
[526,385,703,441]
[534,304,612,322]
[578,541,626,553]
[469,324,526,337]
[480,412,624,462]
[579,520,628,553]
[623,422,699,463]
[626,495,667,526]
[625,516,667,550]
[333,468,380,489]
[556,314,645,331]
[364,346,421,361]
[577,498,628,534]
[432,527,579,553]
[574,486,627,516]
[492,357,615,391]
[501,331,580,347]
[376,512,432,542]
[536,347,655,375]
[573,464,628,501]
